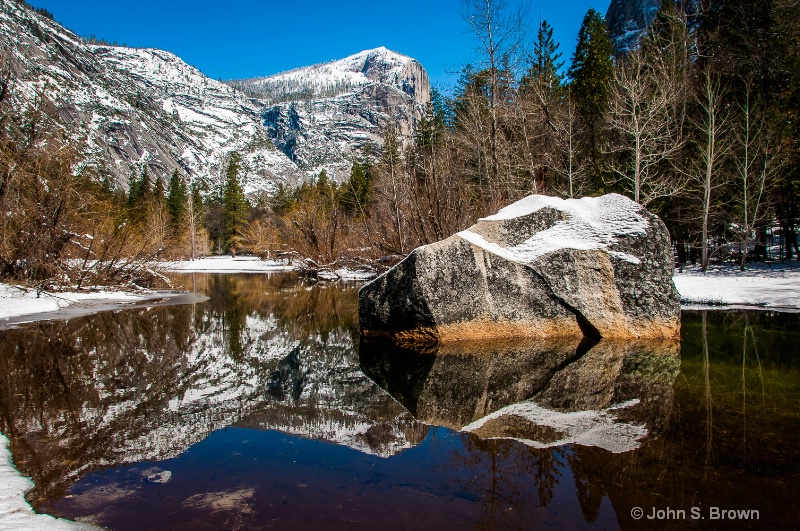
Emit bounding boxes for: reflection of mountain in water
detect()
[360,336,680,453]
[0,274,421,505]
[237,327,427,457]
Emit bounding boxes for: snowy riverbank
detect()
[0,434,96,530]
[161,255,296,273]
[673,261,800,312]
[163,256,376,280]
[0,284,206,328]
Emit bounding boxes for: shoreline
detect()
[0,288,208,330]
[1,258,798,327]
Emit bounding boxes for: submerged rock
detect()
[359,193,680,341]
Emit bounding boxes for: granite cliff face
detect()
[359,194,681,342]
[605,0,663,53]
[233,47,431,181]
[0,1,430,192]
[0,0,301,195]
[605,0,699,53]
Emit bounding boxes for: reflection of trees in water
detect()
[567,449,606,523]
[0,273,422,509]
[594,311,800,529]
[702,311,714,468]
[452,436,533,529]
[178,273,360,361]
[533,446,563,509]
[680,310,800,474]
[449,434,568,528]
[450,434,622,527]
[0,304,198,504]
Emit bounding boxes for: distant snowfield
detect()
[161,255,295,273]
[673,262,800,312]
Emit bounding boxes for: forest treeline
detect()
[1,0,798,289]
[248,0,800,272]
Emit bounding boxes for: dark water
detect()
[0,273,797,530]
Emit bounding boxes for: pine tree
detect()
[521,19,564,99]
[126,166,153,225]
[166,169,188,229]
[569,9,614,122]
[315,169,334,202]
[152,176,165,206]
[222,152,249,256]
[127,166,151,209]
[338,161,372,216]
[568,8,614,182]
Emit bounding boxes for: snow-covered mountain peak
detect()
[232,47,429,106]
[336,46,413,79]
[1,0,431,191]
[230,46,431,181]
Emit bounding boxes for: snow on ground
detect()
[673,261,800,312]
[0,433,97,530]
[0,283,155,322]
[161,256,295,273]
[317,268,377,281]
[163,256,377,281]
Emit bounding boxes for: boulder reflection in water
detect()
[359,336,680,452]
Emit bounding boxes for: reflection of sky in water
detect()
[0,273,797,529]
[50,428,622,530]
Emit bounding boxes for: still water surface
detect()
[0,273,797,530]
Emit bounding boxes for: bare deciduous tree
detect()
[462,0,528,205]
[607,48,686,206]
[551,92,590,198]
[734,86,782,270]
[692,69,732,271]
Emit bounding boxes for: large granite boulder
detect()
[359,193,680,341]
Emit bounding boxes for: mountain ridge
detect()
[230,46,430,181]
[0,0,430,192]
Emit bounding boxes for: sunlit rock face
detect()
[232,47,431,182]
[359,337,680,453]
[359,194,680,342]
[605,0,700,54]
[0,2,430,193]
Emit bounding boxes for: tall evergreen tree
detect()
[166,169,188,228]
[338,161,372,216]
[127,166,151,209]
[222,152,249,256]
[568,8,614,182]
[152,176,165,207]
[522,19,564,98]
[568,9,614,121]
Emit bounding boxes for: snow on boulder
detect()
[358,193,680,342]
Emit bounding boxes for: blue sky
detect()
[27,0,610,92]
